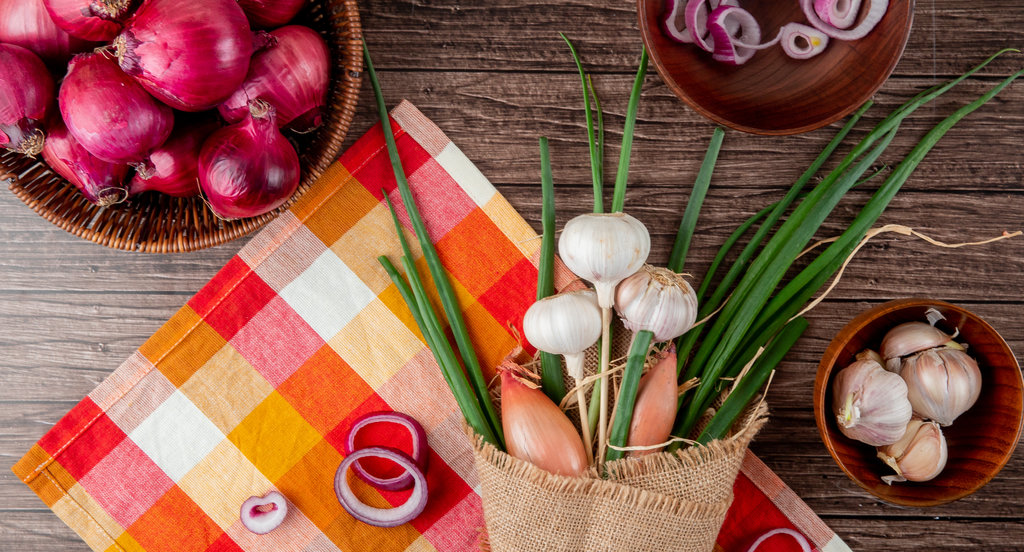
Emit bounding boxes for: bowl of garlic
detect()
[814,298,1024,507]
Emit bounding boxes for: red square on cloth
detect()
[189,258,278,341]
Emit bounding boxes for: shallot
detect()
[115,0,256,111]
[334,447,428,527]
[42,117,129,206]
[0,0,94,65]
[237,0,308,28]
[128,115,219,197]
[59,52,174,168]
[219,25,330,133]
[43,0,139,42]
[0,44,55,157]
[198,101,300,219]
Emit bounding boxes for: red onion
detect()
[60,52,174,169]
[42,117,129,206]
[801,0,888,41]
[198,101,300,219]
[43,0,139,42]
[779,23,830,60]
[114,0,255,111]
[684,0,739,52]
[219,25,330,134]
[0,0,94,65]
[240,491,288,534]
[128,114,219,198]
[707,6,763,66]
[814,0,863,30]
[237,0,307,28]
[343,411,428,492]
[0,44,55,157]
[334,447,428,527]
[745,528,812,552]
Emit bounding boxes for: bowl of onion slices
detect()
[637,0,914,135]
[1,0,363,252]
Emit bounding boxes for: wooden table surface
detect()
[3,1,1023,550]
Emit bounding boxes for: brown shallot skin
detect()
[500,365,588,476]
[626,347,679,456]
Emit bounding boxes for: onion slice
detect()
[779,23,830,60]
[707,6,766,66]
[343,411,428,492]
[334,447,428,528]
[814,0,863,29]
[240,491,288,534]
[801,0,888,40]
[745,528,813,552]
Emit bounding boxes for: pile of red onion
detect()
[661,0,888,65]
[0,0,331,218]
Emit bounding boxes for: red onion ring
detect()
[745,528,812,552]
[814,0,863,30]
[343,411,428,492]
[334,447,428,528]
[801,0,888,40]
[779,23,830,60]
[707,6,763,66]
[661,0,695,43]
[685,0,741,52]
[240,491,288,534]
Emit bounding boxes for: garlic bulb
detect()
[523,290,602,380]
[877,419,948,484]
[880,321,956,372]
[614,265,698,342]
[832,359,913,446]
[901,348,982,426]
[557,212,651,308]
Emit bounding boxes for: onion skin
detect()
[0,0,95,65]
[237,0,307,28]
[219,25,330,133]
[59,52,174,166]
[198,102,300,219]
[43,0,139,42]
[0,44,55,156]
[500,368,589,476]
[626,348,679,457]
[115,0,255,111]
[42,116,129,206]
[128,114,219,198]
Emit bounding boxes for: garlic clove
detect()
[877,419,947,484]
[558,212,651,308]
[901,348,982,426]
[880,321,955,362]
[856,349,885,366]
[614,265,698,343]
[523,290,601,379]
[832,359,913,446]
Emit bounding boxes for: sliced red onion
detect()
[0,44,55,157]
[684,0,740,52]
[707,6,764,66]
[334,447,428,528]
[814,0,863,30]
[801,0,888,40]
[43,116,129,206]
[661,0,696,43]
[779,23,830,60]
[343,411,428,492]
[745,528,812,552]
[240,491,288,535]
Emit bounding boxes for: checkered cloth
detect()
[14,101,851,552]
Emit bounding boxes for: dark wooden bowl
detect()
[814,298,1024,507]
[637,0,915,135]
[2,0,362,253]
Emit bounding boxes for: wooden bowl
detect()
[814,298,1024,507]
[1,0,362,253]
[637,0,915,135]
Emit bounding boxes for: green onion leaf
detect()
[611,47,649,213]
[562,34,603,213]
[537,137,567,402]
[668,127,724,273]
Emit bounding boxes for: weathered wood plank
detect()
[0,511,91,551]
[358,0,1024,77]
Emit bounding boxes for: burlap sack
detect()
[472,401,768,552]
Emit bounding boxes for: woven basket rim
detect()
[3,0,363,253]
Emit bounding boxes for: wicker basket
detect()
[2,0,363,253]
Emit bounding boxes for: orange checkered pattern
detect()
[13,102,849,552]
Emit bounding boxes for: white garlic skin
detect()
[614,265,698,342]
[880,321,954,367]
[523,290,602,380]
[557,212,651,308]
[877,419,948,484]
[901,348,982,426]
[832,359,913,446]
